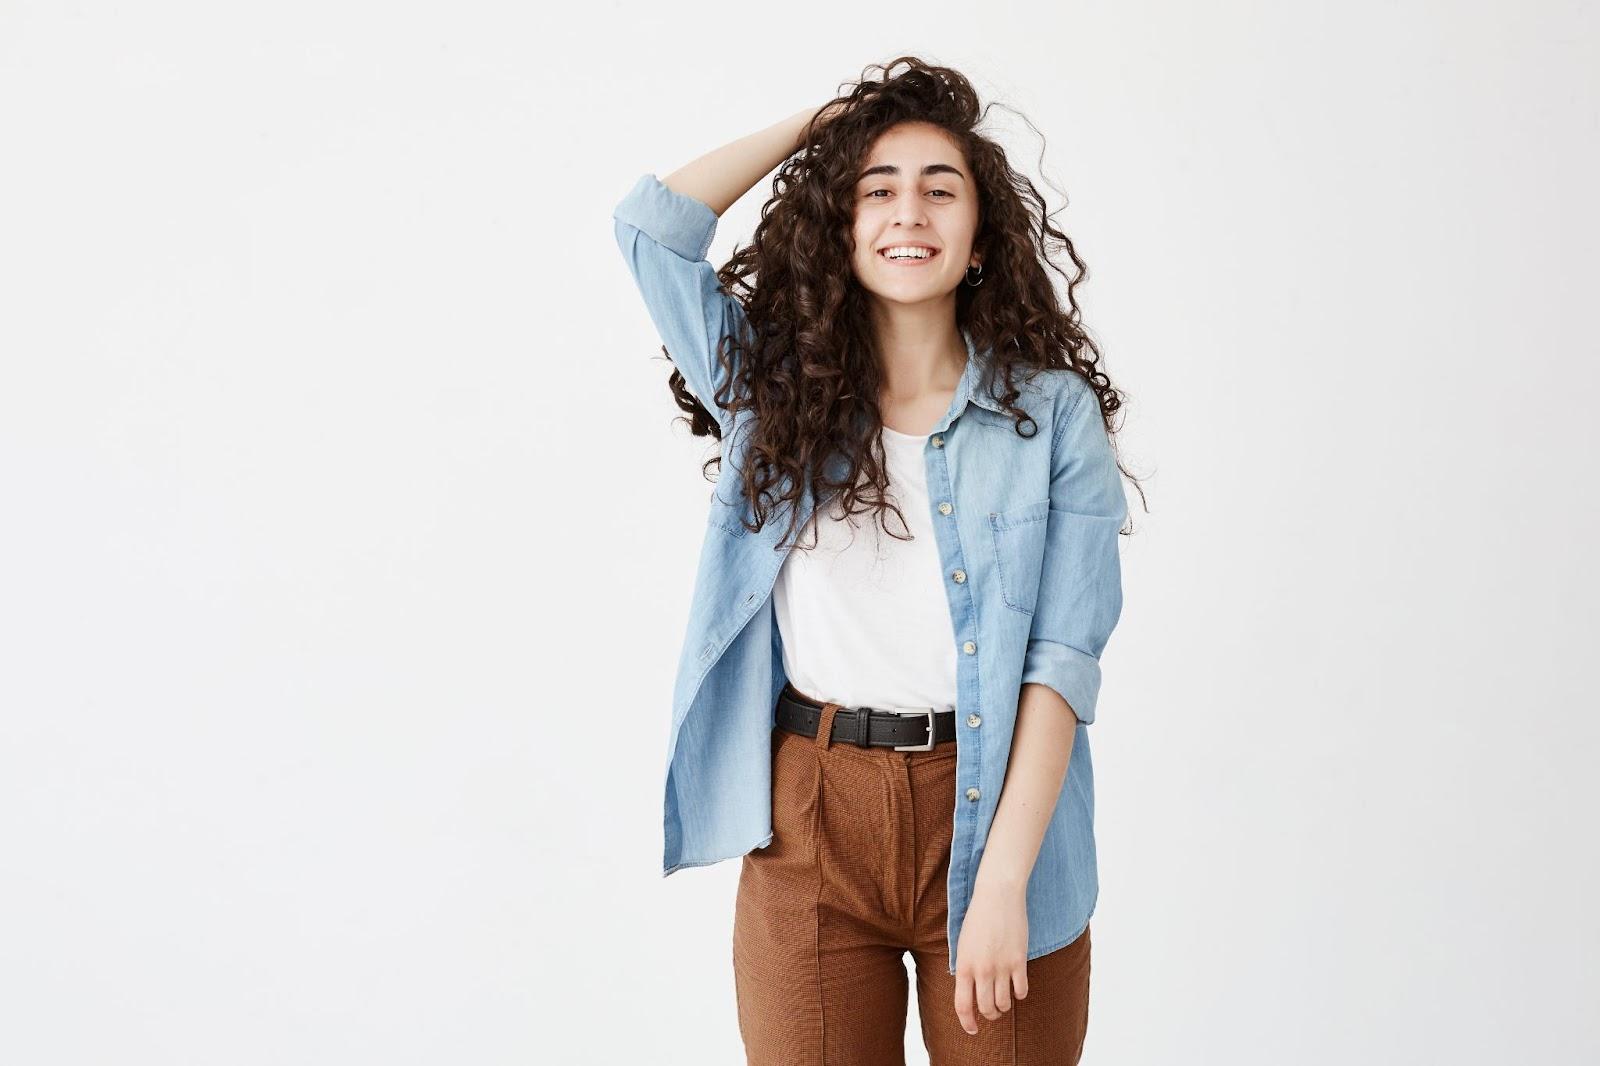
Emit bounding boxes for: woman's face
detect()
[849,122,981,307]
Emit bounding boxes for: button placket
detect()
[924,416,983,899]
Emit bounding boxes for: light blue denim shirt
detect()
[613,172,1129,973]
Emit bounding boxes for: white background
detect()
[2,2,1596,1063]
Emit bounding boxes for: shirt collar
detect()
[801,330,1004,525]
[932,328,1007,432]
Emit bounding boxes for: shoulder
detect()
[975,361,1096,432]
[1030,369,1103,462]
[1020,366,1095,419]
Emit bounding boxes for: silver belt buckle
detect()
[890,706,937,751]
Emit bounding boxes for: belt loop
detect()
[854,706,872,747]
[814,702,840,750]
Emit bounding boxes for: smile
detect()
[878,246,941,266]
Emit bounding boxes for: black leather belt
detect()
[775,681,957,751]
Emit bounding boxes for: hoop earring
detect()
[964,263,984,287]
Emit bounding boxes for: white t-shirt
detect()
[772,424,960,713]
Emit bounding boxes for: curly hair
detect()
[658,55,1142,551]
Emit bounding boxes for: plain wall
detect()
[1,2,1596,1063]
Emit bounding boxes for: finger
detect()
[994,971,1012,1013]
[954,970,978,1035]
[1014,964,1029,1001]
[976,969,998,1019]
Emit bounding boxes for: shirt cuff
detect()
[612,172,719,263]
[1020,638,1102,725]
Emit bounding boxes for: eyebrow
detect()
[857,163,967,182]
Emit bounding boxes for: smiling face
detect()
[849,122,981,307]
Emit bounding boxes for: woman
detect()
[612,56,1138,1065]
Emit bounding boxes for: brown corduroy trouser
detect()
[732,689,1091,1065]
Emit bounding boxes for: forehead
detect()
[858,123,965,178]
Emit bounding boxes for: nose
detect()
[891,195,929,229]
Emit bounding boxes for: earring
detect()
[964,263,984,287]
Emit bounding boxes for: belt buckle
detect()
[890,706,937,751]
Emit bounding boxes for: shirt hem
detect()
[662,832,774,877]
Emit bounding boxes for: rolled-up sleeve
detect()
[1019,377,1129,725]
[612,173,746,433]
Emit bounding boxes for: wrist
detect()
[974,864,1028,898]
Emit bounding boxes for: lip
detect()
[878,243,941,266]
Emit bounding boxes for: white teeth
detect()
[882,246,935,260]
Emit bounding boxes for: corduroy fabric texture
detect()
[732,692,1092,1064]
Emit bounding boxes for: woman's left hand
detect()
[951,878,1029,1035]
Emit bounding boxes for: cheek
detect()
[850,231,877,268]
[849,219,869,254]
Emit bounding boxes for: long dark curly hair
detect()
[658,56,1143,551]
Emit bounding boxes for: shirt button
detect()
[962,641,976,655]
[931,434,945,448]
[952,569,966,583]
[938,501,952,515]
[967,713,981,728]
[965,786,981,801]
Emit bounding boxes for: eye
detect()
[865,188,955,200]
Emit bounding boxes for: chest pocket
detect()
[988,499,1050,614]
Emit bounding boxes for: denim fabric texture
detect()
[613,172,1129,973]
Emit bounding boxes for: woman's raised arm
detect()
[658,106,825,216]
[611,105,833,433]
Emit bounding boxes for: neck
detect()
[870,307,968,403]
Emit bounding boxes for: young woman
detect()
[613,57,1138,1066]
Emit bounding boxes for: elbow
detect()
[1020,638,1103,726]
